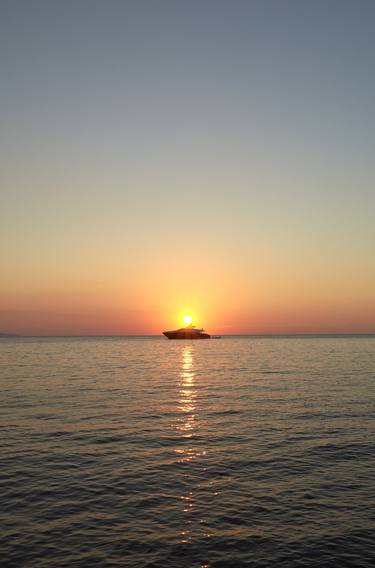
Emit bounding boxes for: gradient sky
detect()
[1,0,374,335]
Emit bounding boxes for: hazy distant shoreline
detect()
[0,333,19,338]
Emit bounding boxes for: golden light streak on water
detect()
[176,345,201,544]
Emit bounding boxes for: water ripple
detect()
[1,336,375,567]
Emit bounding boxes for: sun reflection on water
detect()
[176,345,198,543]
[176,345,197,446]
[174,345,213,550]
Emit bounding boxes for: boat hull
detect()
[163,330,211,340]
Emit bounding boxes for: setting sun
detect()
[183,315,193,325]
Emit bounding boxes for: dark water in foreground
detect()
[1,336,375,567]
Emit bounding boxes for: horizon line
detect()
[2,333,375,338]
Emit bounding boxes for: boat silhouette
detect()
[163,324,211,340]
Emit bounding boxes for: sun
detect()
[183,315,193,325]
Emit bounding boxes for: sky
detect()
[1,0,374,335]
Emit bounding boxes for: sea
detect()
[1,335,374,567]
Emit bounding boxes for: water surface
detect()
[1,336,374,567]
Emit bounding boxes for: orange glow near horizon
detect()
[1,273,375,335]
[1,240,375,335]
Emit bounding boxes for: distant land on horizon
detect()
[0,333,19,337]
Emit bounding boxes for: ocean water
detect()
[1,336,375,568]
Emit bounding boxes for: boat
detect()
[163,324,211,339]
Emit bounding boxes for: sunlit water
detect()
[1,336,375,567]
